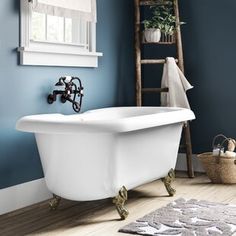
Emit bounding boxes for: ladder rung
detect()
[142,41,176,45]
[141,59,178,64]
[140,0,171,6]
[142,88,169,93]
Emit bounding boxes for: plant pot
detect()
[143,28,161,43]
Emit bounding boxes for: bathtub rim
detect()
[16,106,195,134]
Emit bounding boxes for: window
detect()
[18,0,102,67]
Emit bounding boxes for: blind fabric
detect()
[32,0,97,22]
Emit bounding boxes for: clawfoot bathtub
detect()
[16,107,195,219]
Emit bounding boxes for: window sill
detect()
[18,47,103,68]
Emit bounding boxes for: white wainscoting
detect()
[176,153,204,173]
[0,178,52,215]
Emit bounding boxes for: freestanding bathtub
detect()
[16,107,195,219]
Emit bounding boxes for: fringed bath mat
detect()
[119,198,236,236]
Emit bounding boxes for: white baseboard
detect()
[176,153,205,173]
[0,178,52,215]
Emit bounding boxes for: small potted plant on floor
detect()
[143,1,185,43]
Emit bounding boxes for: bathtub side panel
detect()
[35,123,183,201]
[114,123,183,191]
[35,133,117,201]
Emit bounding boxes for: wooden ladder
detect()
[134,0,194,178]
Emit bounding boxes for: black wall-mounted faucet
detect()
[47,76,84,113]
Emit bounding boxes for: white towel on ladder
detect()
[161,57,193,109]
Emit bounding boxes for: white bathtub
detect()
[16,107,195,202]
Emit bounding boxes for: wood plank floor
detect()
[0,172,235,236]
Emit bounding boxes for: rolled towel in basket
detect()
[224,151,236,158]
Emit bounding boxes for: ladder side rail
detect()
[134,0,142,106]
[174,0,184,73]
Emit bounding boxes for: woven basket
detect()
[197,152,236,184]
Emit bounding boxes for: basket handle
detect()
[212,134,236,164]
[212,134,228,149]
[212,134,228,161]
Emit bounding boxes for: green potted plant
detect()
[143,1,185,43]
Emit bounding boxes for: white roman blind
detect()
[32,0,97,22]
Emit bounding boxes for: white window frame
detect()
[18,0,102,67]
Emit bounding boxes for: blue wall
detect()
[0,0,135,189]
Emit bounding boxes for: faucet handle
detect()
[55,81,64,86]
[65,76,72,83]
[55,77,65,86]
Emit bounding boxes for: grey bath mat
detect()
[119,198,236,236]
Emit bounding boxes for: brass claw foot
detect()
[113,186,129,220]
[49,194,61,210]
[162,168,176,196]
